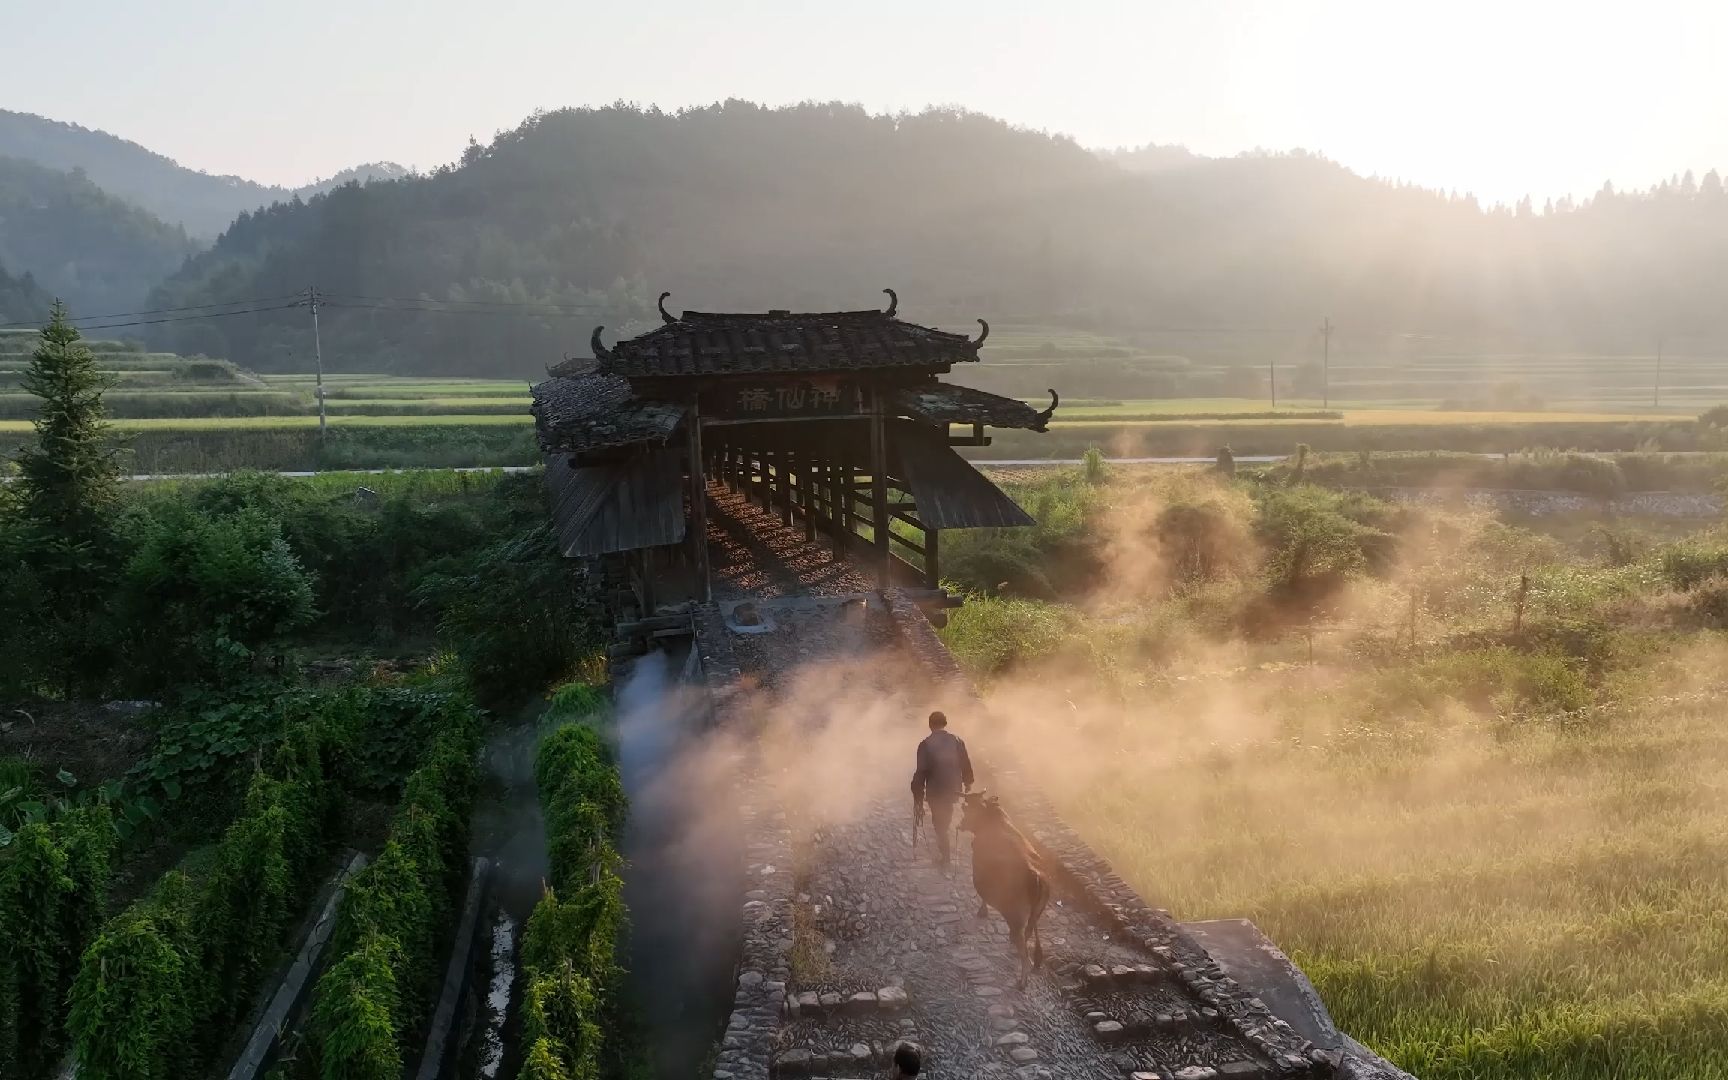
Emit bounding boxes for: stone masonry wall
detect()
[695,603,796,1080]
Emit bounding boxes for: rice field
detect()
[1042,400,1681,424]
[0,412,532,434]
[973,323,1728,412]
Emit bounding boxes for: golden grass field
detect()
[940,467,1728,1079]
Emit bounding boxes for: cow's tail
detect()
[1028,871,1049,969]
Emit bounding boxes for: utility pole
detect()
[307,285,327,438]
[1269,356,1277,410]
[1653,333,1663,408]
[1320,316,1332,408]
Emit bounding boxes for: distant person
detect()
[890,1042,922,1078]
[911,710,974,869]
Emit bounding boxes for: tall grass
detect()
[942,468,1728,1079]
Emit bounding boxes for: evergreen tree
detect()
[18,303,117,535]
[9,302,121,697]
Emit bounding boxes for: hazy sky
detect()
[5,0,1724,205]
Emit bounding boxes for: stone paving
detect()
[699,490,1338,1080]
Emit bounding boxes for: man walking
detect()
[911,710,974,869]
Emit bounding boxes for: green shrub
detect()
[310,699,482,1071]
[518,687,629,1080]
[69,696,350,1080]
[120,503,316,691]
[938,595,1074,674]
[536,723,626,854]
[69,872,201,1080]
[1255,486,1380,598]
[416,525,598,702]
[196,775,312,1033]
[310,936,403,1080]
[1659,541,1728,591]
[0,807,115,1080]
[1082,446,1107,484]
[1378,646,1593,717]
[518,965,602,1080]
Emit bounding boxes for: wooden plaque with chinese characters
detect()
[701,376,866,419]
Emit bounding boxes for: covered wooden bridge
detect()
[530,291,1056,613]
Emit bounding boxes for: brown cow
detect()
[959,791,1051,988]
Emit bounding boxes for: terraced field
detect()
[963,323,1728,413]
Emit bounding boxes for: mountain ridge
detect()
[0,110,408,239]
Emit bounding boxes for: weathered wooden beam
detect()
[686,407,711,602]
[616,613,693,636]
[803,457,817,541]
[701,415,871,427]
[869,394,890,591]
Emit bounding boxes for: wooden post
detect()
[803,456,817,541]
[829,460,847,558]
[869,392,890,590]
[780,449,795,527]
[835,462,852,555]
[686,408,711,603]
[1512,573,1529,634]
[925,524,940,588]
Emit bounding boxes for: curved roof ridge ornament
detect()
[881,288,898,317]
[657,292,677,324]
[973,318,990,347]
[1035,388,1059,431]
[591,326,610,360]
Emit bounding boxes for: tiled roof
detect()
[591,295,986,378]
[896,383,1057,432]
[530,374,686,454]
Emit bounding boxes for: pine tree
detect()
[17,303,117,534]
[11,301,121,697]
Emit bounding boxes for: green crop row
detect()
[308,702,483,1080]
[0,391,305,421]
[0,806,116,1080]
[519,684,628,1080]
[68,716,340,1080]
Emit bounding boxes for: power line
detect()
[322,292,604,312]
[322,299,604,319]
[0,293,307,330]
[72,302,308,332]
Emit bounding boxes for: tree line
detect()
[131,101,1728,377]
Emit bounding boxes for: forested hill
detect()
[0,111,408,238]
[0,259,52,325]
[0,156,197,314]
[149,101,1728,377]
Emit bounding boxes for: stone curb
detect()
[414,856,493,1080]
[226,850,370,1080]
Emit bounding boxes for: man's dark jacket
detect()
[911,729,974,804]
